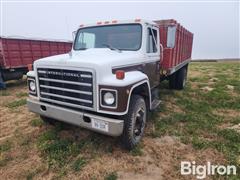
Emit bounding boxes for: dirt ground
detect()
[0,62,239,180]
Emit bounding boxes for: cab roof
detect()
[78,19,158,29]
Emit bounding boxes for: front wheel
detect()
[121,95,147,150]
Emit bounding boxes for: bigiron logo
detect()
[181,161,237,179]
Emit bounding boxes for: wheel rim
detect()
[133,107,146,139]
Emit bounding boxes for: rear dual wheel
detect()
[169,65,188,90]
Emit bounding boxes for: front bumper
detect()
[27,98,124,136]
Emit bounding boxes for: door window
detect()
[147,28,157,53]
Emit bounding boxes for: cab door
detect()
[144,26,161,88]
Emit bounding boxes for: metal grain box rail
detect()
[155,19,193,75]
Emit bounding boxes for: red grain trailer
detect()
[0,37,72,88]
[155,19,193,89]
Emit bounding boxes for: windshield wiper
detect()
[102,44,121,52]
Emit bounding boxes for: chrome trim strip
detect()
[39,97,94,111]
[38,70,47,74]
[41,92,92,104]
[81,74,92,78]
[40,85,92,95]
[39,77,92,87]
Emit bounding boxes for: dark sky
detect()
[1,1,239,59]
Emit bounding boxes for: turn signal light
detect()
[116,70,125,80]
[135,19,141,22]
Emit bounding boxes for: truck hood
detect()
[34,48,143,69]
[34,48,145,84]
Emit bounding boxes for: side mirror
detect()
[167,26,176,48]
[72,31,77,40]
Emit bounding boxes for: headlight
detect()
[101,89,117,108]
[29,80,36,91]
[28,78,36,96]
[103,92,115,105]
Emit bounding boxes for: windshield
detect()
[74,24,142,51]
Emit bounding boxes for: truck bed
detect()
[155,19,193,75]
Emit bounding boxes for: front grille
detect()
[37,68,94,109]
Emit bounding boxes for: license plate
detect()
[92,119,109,132]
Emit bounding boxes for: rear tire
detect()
[169,65,188,90]
[121,95,147,150]
[169,73,177,89]
[175,65,188,90]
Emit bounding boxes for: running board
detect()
[151,99,161,110]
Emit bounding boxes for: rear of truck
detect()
[155,19,194,89]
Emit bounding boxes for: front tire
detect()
[121,95,147,150]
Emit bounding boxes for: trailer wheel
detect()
[175,65,188,90]
[121,95,147,150]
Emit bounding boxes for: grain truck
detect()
[26,19,193,149]
[0,37,72,88]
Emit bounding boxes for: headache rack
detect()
[37,67,94,110]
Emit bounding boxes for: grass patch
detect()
[71,157,86,171]
[104,172,118,180]
[30,118,44,127]
[130,144,143,156]
[16,92,28,98]
[37,128,86,170]
[230,117,240,125]
[19,136,32,146]
[191,136,210,150]
[0,140,12,152]
[24,166,45,180]
[0,90,10,96]
[0,155,13,167]
[6,99,27,108]
[153,62,240,178]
